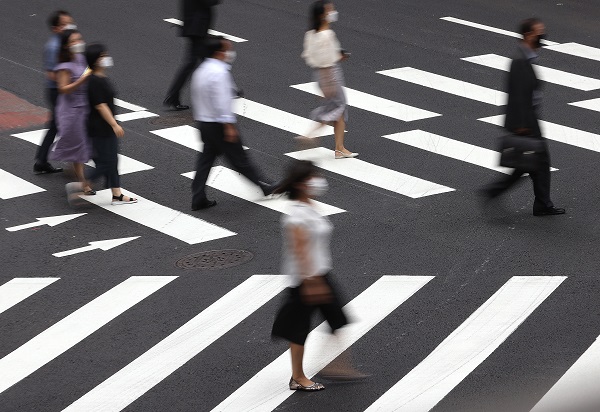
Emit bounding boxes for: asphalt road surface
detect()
[1,1,600,411]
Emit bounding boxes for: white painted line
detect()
[63,275,287,412]
[151,125,248,152]
[545,42,600,62]
[531,335,600,412]
[114,111,158,122]
[113,98,146,112]
[0,278,59,315]
[6,213,86,232]
[462,54,600,91]
[0,169,46,200]
[479,115,600,153]
[233,98,334,137]
[440,17,559,46]
[53,236,140,258]
[286,147,455,198]
[80,188,236,244]
[163,18,248,43]
[11,129,47,145]
[366,276,566,412]
[378,67,507,106]
[291,82,441,121]
[212,275,434,412]
[569,97,600,113]
[87,154,154,175]
[383,130,558,174]
[182,167,346,216]
[0,276,177,395]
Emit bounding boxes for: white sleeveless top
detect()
[302,29,341,69]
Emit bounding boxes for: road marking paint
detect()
[0,278,59,315]
[378,67,507,106]
[544,42,600,62]
[182,167,345,216]
[114,111,158,122]
[11,129,47,145]
[383,130,558,173]
[569,97,600,113]
[366,276,566,412]
[440,17,559,46]
[80,188,235,244]
[462,54,600,91]
[479,115,600,153]
[0,169,45,199]
[291,82,441,121]
[163,18,248,42]
[6,213,86,232]
[63,275,287,412]
[113,98,146,112]
[53,236,140,258]
[531,335,600,412]
[0,276,177,394]
[212,275,434,412]
[233,98,334,137]
[286,147,455,198]
[150,125,248,152]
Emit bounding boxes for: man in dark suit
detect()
[482,18,565,216]
[164,0,220,110]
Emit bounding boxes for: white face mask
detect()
[63,23,77,30]
[306,177,328,197]
[69,42,85,54]
[99,56,114,68]
[224,50,237,64]
[326,10,339,23]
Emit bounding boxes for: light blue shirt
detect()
[43,34,60,88]
[190,58,237,123]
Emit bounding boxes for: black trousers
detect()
[36,87,58,163]
[191,122,266,206]
[87,135,120,188]
[165,36,206,104]
[486,139,554,210]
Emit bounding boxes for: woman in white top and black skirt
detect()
[299,1,357,160]
[272,160,364,392]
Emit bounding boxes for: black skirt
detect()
[271,273,348,345]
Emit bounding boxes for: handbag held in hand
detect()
[498,133,546,172]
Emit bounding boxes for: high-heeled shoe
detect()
[335,150,358,159]
[289,377,325,391]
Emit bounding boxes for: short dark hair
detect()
[205,35,226,57]
[519,18,542,36]
[48,10,70,29]
[58,29,77,63]
[274,160,318,200]
[309,0,331,31]
[85,43,107,69]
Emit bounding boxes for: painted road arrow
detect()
[53,236,140,258]
[6,213,87,232]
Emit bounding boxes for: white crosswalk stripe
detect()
[150,125,248,151]
[569,97,600,113]
[163,18,248,43]
[0,168,45,199]
[544,42,600,62]
[0,278,59,315]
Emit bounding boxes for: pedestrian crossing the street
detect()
[2,274,598,411]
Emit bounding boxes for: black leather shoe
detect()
[34,162,63,174]
[163,97,189,111]
[260,181,281,197]
[533,207,566,216]
[191,200,217,210]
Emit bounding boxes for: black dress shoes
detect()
[34,162,63,174]
[191,200,217,211]
[163,97,189,111]
[533,207,566,216]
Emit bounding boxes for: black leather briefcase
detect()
[498,134,546,172]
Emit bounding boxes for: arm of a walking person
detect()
[95,103,123,137]
[57,69,89,94]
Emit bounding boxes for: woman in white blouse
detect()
[272,160,364,391]
[299,1,357,159]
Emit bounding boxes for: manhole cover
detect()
[175,249,254,270]
[148,112,194,127]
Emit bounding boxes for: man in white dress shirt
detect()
[190,36,276,210]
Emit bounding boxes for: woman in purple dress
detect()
[50,29,94,194]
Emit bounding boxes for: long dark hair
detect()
[309,0,330,31]
[85,43,107,70]
[58,29,77,63]
[274,160,318,200]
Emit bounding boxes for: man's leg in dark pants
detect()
[529,150,553,211]
[484,169,524,199]
[191,123,219,208]
[222,135,272,194]
[164,36,205,105]
[35,88,61,172]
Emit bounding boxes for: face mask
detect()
[306,177,328,197]
[99,56,114,68]
[63,23,77,30]
[534,33,546,48]
[326,10,339,23]
[69,42,85,54]
[224,50,237,64]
